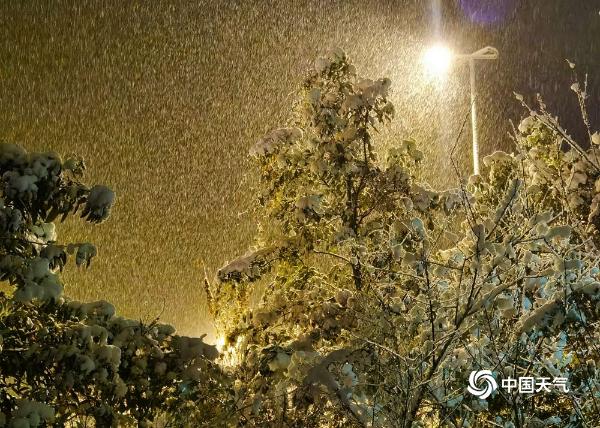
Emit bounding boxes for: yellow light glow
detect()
[216,335,226,352]
[422,44,453,78]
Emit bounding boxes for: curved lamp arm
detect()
[456,46,499,61]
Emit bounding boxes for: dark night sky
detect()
[0,0,598,337]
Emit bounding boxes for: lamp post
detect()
[423,45,499,175]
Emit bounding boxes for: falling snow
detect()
[0,1,598,338]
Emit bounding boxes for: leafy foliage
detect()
[3,52,600,428]
[0,145,233,427]
[211,52,600,427]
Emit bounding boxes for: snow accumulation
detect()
[29,222,57,243]
[218,246,277,281]
[13,258,63,303]
[3,171,38,199]
[172,336,219,361]
[249,127,303,157]
[0,143,27,165]
[5,400,55,428]
[82,185,115,223]
[483,150,514,167]
[29,152,61,179]
[341,78,391,113]
[313,48,346,73]
[518,115,536,133]
[68,300,116,319]
[75,243,97,267]
[295,194,322,221]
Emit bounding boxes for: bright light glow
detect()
[422,44,453,78]
[216,335,226,352]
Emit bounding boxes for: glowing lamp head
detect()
[422,44,453,78]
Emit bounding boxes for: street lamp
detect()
[422,44,453,79]
[422,45,499,175]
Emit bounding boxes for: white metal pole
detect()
[469,58,479,175]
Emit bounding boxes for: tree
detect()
[210,51,600,427]
[3,51,599,428]
[0,145,233,427]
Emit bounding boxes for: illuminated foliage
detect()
[2,52,600,428]
[212,53,600,427]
